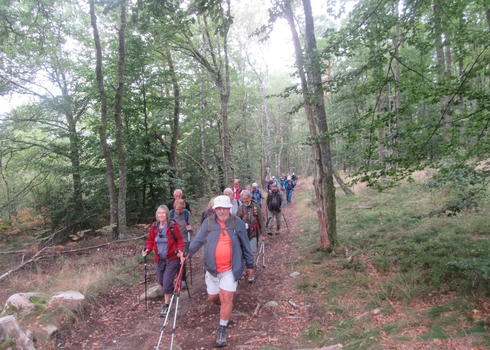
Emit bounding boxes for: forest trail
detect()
[61,181,314,350]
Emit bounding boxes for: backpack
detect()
[286,180,292,190]
[153,219,177,243]
[268,191,282,211]
[252,189,262,202]
[170,209,189,225]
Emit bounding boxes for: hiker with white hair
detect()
[250,182,264,207]
[223,187,240,215]
[179,195,254,348]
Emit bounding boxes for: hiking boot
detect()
[275,231,280,235]
[216,325,227,347]
[267,231,273,236]
[181,280,188,290]
[159,304,169,318]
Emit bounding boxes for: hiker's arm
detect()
[143,224,155,256]
[187,210,194,232]
[236,220,255,269]
[187,220,207,258]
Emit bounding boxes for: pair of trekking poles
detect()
[142,246,191,350]
[155,252,187,350]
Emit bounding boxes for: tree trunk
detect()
[283,0,331,249]
[113,1,127,239]
[165,50,181,195]
[200,65,211,194]
[302,0,337,247]
[89,0,117,233]
[391,2,401,163]
[179,1,233,186]
[433,0,451,142]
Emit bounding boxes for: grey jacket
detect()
[188,214,254,281]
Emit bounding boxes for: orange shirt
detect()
[215,221,232,273]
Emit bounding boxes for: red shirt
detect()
[233,186,241,201]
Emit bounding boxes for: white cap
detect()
[212,195,233,209]
[252,182,258,187]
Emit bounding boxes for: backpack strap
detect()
[169,219,177,243]
[154,220,177,243]
[206,214,236,236]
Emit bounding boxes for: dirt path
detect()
[61,183,312,350]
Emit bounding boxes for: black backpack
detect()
[268,191,282,211]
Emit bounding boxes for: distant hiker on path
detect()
[166,189,191,212]
[201,197,216,224]
[284,175,295,204]
[232,179,241,201]
[179,195,255,348]
[238,190,266,254]
[224,187,240,215]
[142,205,184,318]
[170,199,193,288]
[251,182,264,207]
[266,183,283,235]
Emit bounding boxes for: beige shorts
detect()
[205,269,237,294]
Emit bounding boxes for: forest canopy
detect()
[1,0,489,243]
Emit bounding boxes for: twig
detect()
[288,300,299,309]
[0,247,48,281]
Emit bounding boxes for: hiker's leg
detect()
[205,271,221,305]
[276,211,282,230]
[217,270,237,321]
[219,289,234,321]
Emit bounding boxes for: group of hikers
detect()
[142,174,298,348]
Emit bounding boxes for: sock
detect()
[219,319,228,327]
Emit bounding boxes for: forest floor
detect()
[2,177,489,350]
[59,183,316,350]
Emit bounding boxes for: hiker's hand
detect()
[142,248,148,257]
[247,268,254,279]
[186,224,192,232]
[260,236,266,241]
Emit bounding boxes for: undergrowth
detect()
[294,176,490,349]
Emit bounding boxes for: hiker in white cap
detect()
[179,195,254,347]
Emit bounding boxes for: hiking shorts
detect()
[205,269,237,295]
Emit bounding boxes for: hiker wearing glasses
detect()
[179,195,255,348]
[142,205,184,318]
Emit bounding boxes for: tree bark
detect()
[89,0,118,234]
[113,1,127,238]
[283,0,331,249]
[302,0,338,247]
[165,50,180,195]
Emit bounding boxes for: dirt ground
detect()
[59,184,313,350]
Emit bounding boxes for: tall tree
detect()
[89,0,128,238]
[280,0,337,248]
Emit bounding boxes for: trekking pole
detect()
[255,241,265,268]
[282,210,291,234]
[187,230,193,286]
[156,255,185,350]
[143,247,148,311]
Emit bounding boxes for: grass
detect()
[292,176,490,349]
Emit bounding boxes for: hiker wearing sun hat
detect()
[180,195,254,347]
